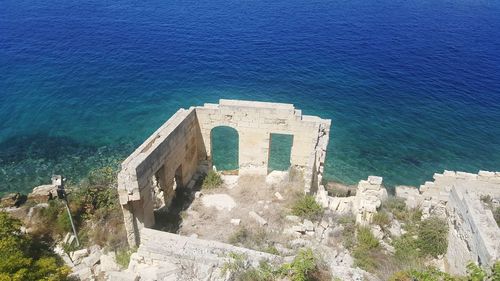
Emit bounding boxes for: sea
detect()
[1,0,500,194]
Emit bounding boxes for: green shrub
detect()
[382,197,408,220]
[221,252,247,276]
[466,262,486,281]
[372,211,391,229]
[356,226,380,250]
[228,227,250,246]
[352,226,381,271]
[0,212,71,280]
[88,165,118,188]
[393,234,420,262]
[338,215,356,249]
[388,267,454,281]
[56,211,72,234]
[115,247,136,269]
[280,248,317,281]
[262,245,279,256]
[417,217,448,258]
[202,170,223,189]
[291,195,323,221]
[494,207,500,227]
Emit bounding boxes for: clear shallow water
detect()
[1,0,500,194]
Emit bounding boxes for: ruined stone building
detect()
[117,99,331,246]
[116,99,498,279]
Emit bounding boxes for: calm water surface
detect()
[1,0,500,193]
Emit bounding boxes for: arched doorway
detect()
[210,126,239,171]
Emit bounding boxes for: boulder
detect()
[82,250,101,267]
[70,248,89,264]
[29,184,57,202]
[274,192,284,201]
[70,266,92,281]
[249,211,267,226]
[0,192,27,208]
[302,220,314,231]
[100,252,120,272]
[107,271,139,281]
[285,215,300,222]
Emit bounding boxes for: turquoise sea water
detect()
[1,0,500,194]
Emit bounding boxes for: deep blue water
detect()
[1,0,500,194]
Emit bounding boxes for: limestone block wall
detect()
[118,108,206,246]
[129,227,282,280]
[446,187,500,275]
[118,100,331,246]
[319,176,388,225]
[395,170,500,274]
[195,100,331,191]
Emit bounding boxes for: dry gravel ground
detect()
[177,173,305,247]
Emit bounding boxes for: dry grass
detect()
[178,174,306,251]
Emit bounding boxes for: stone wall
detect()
[318,176,388,225]
[118,108,205,246]
[125,228,282,280]
[396,170,500,275]
[118,100,331,246]
[195,99,330,191]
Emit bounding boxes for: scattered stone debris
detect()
[201,194,236,211]
[249,211,267,226]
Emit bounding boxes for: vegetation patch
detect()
[416,217,448,258]
[0,211,71,280]
[222,248,329,281]
[351,226,381,271]
[116,247,137,269]
[291,195,323,221]
[372,211,391,229]
[389,261,500,281]
[202,170,223,190]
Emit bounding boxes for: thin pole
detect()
[64,200,80,247]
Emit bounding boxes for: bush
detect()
[0,212,71,280]
[115,247,136,269]
[291,195,323,221]
[338,215,356,249]
[388,267,454,281]
[382,197,408,220]
[417,217,448,258]
[372,211,391,229]
[352,226,381,271]
[280,248,317,281]
[494,207,500,227]
[221,252,248,276]
[228,227,250,246]
[356,226,380,250]
[393,234,420,262]
[202,170,223,189]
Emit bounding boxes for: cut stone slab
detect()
[82,250,101,267]
[201,194,236,211]
[70,266,92,280]
[274,192,284,201]
[100,253,120,272]
[107,271,139,281]
[266,171,288,186]
[230,219,241,226]
[249,211,267,226]
[303,220,314,231]
[222,175,239,189]
[70,249,89,263]
[285,215,300,222]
